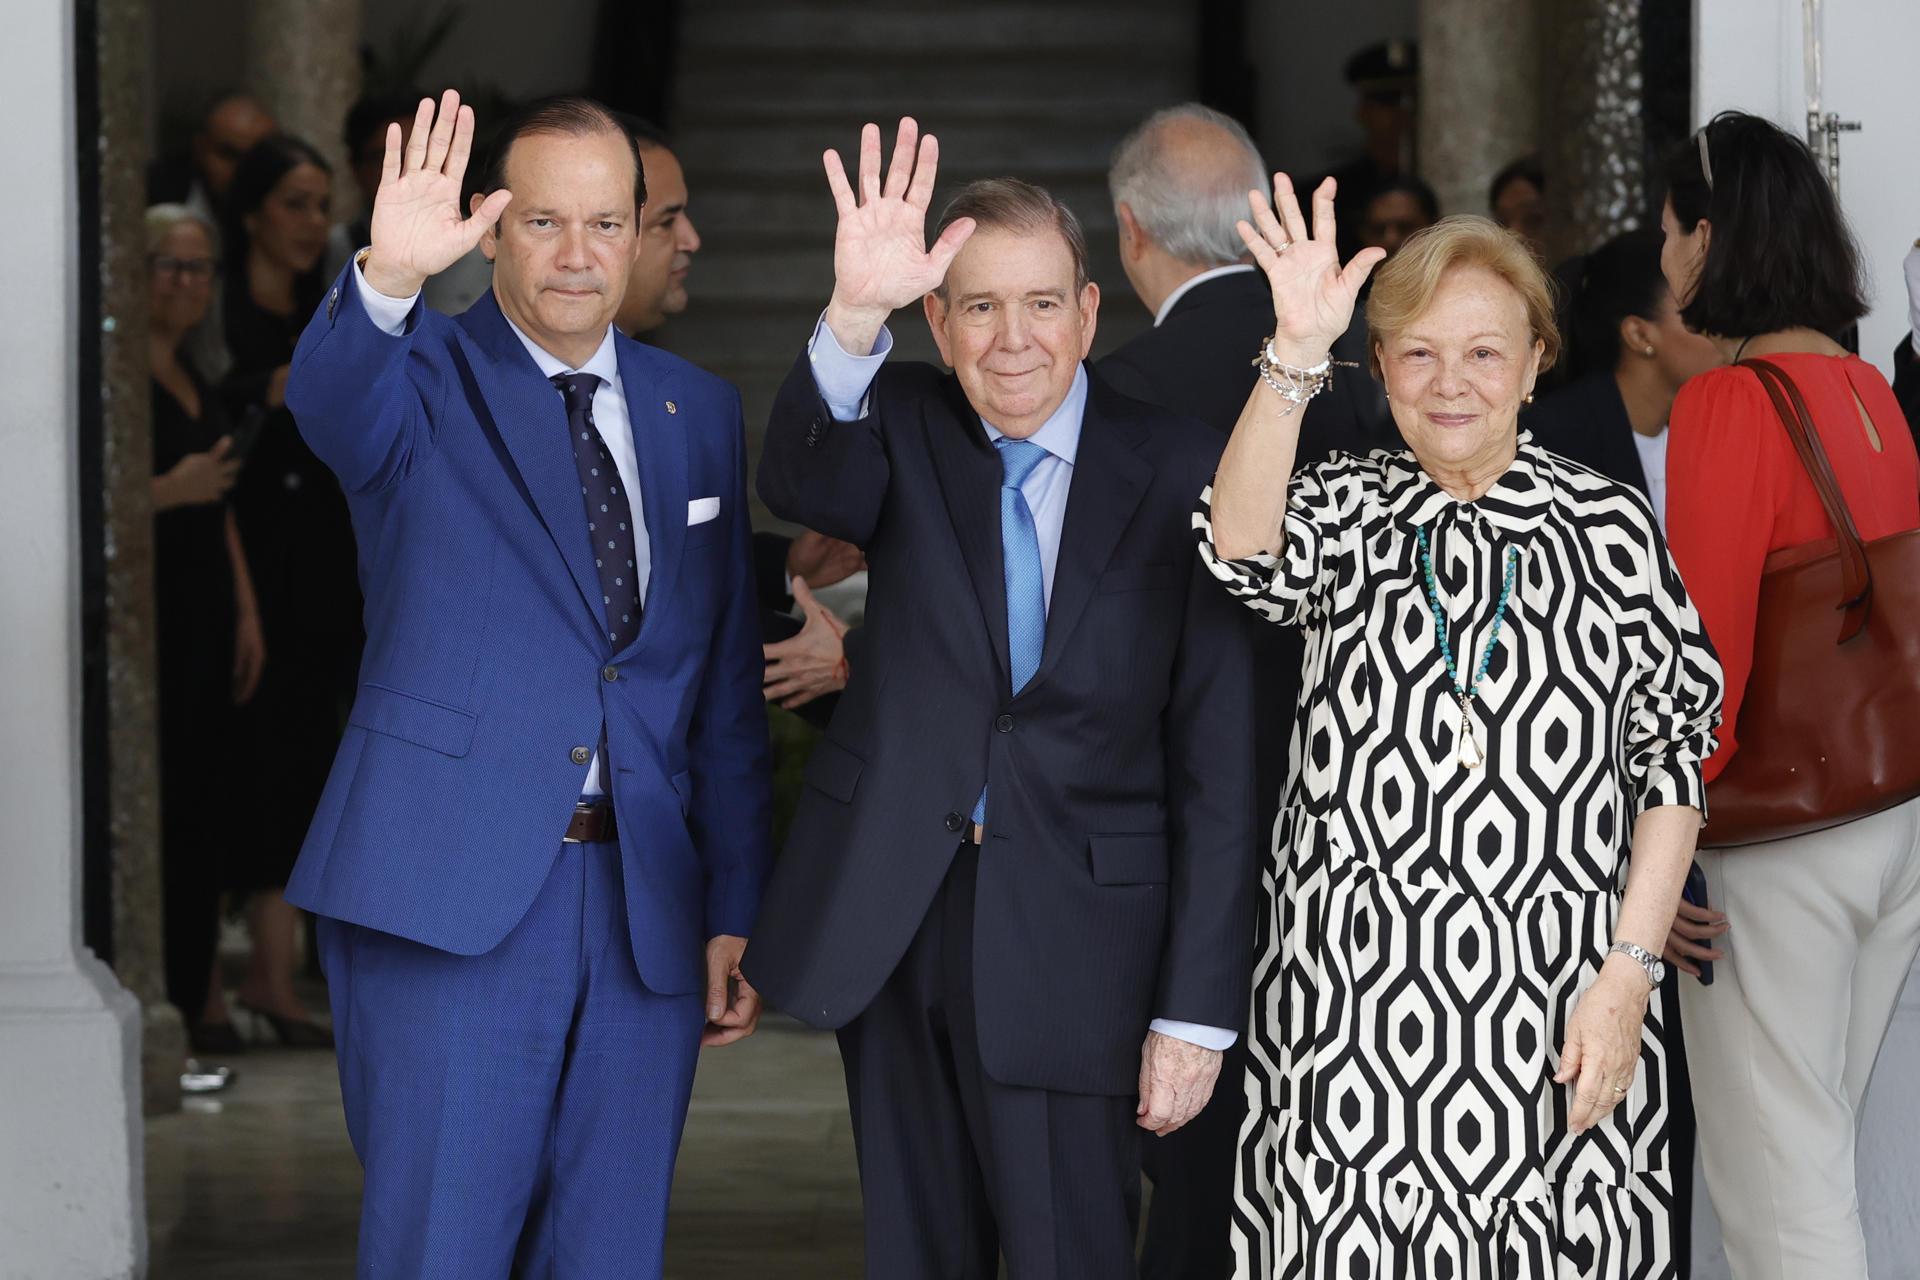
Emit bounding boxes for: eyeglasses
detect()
[151,255,219,281]
[1696,128,1714,192]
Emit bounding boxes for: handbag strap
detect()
[1738,357,1874,640]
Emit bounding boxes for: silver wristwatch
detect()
[1607,941,1667,987]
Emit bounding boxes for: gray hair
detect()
[1108,104,1267,268]
[933,178,1090,296]
[145,202,231,380]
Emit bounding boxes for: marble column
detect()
[1542,0,1646,262]
[245,0,362,216]
[100,0,186,1120]
[0,1,146,1274]
[1417,0,1542,218]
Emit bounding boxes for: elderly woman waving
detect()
[1199,177,1723,1280]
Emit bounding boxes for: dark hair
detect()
[610,111,671,152]
[1565,229,1668,378]
[344,89,425,155]
[480,96,646,214]
[222,133,332,317]
[197,87,267,131]
[1662,109,1867,337]
[1362,174,1439,226]
[1488,155,1544,210]
[933,178,1089,297]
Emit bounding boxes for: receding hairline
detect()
[495,123,642,208]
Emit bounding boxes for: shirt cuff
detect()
[1149,1018,1238,1051]
[806,311,892,422]
[353,253,421,336]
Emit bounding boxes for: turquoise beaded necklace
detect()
[1416,523,1520,770]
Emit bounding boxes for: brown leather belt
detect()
[563,801,618,844]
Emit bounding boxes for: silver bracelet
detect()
[1251,335,1353,417]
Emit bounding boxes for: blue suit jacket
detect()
[282,265,771,995]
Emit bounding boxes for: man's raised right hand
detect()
[362,90,513,301]
[821,118,975,357]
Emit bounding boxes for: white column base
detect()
[0,954,144,1279]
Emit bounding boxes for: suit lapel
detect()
[617,339,685,657]
[925,375,1013,687]
[457,292,605,628]
[1030,372,1151,689]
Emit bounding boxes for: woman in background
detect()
[220,134,362,1047]
[1527,228,1722,530]
[1661,110,1920,1280]
[146,203,266,1055]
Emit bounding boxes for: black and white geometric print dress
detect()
[1194,437,1723,1280]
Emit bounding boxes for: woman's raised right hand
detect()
[1236,174,1386,369]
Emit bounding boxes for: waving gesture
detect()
[821,118,976,356]
[363,90,513,300]
[1237,174,1386,368]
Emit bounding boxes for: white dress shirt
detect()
[806,315,1236,1053]
[353,260,646,796]
[1633,425,1670,535]
[1152,263,1257,328]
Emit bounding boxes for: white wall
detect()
[0,2,145,1276]
[1695,0,1920,378]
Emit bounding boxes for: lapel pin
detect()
[665,400,677,415]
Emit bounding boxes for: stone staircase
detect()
[654,0,1199,507]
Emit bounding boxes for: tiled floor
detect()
[145,1014,864,1278]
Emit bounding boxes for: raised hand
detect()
[363,90,513,299]
[821,118,975,356]
[1236,174,1386,368]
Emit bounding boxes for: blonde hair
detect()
[1364,214,1560,379]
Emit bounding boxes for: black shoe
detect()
[240,1004,335,1049]
[189,1021,248,1056]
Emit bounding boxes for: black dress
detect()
[152,372,237,1016]
[224,284,364,889]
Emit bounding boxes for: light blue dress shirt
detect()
[805,315,1236,1053]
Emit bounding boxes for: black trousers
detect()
[838,842,1143,1279]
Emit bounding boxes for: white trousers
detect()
[1682,796,1920,1280]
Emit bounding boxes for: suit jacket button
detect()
[944,812,965,833]
[995,714,1014,733]
[571,746,592,765]
[603,665,619,682]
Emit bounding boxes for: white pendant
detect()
[1457,709,1485,769]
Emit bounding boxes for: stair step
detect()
[675,58,1188,112]
[680,5,1189,56]
[675,119,1136,180]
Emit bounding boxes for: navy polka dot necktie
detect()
[552,372,641,651]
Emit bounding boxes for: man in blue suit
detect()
[283,90,770,1278]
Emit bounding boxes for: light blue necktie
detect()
[973,438,1050,826]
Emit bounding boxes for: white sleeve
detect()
[353,256,423,337]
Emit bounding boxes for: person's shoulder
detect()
[1534,440,1665,544]
[617,334,735,401]
[1090,369,1224,469]
[1671,362,1764,425]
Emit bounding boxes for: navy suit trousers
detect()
[319,840,703,1279]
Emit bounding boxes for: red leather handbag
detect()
[1700,358,1920,848]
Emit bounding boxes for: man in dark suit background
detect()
[1098,104,1399,1279]
[744,119,1257,1277]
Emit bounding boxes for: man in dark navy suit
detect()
[744,119,1257,1278]
[283,91,769,1279]
[1098,104,1399,1279]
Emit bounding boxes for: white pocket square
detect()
[687,497,721,525]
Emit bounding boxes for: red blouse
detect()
[1666,353,1919,783]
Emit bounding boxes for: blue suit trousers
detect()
[319,840,704,1279]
